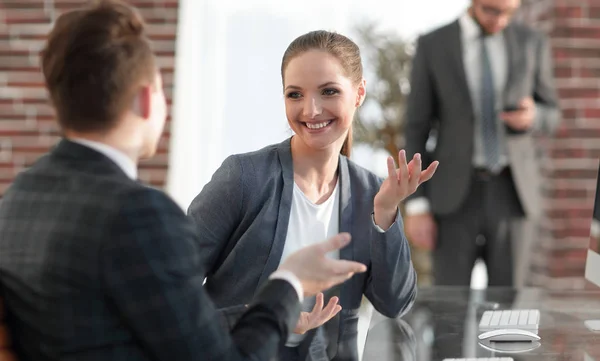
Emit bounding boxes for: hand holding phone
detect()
[500,97,535,131]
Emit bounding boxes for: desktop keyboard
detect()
[443,358,514,361]
[479,309,540,333]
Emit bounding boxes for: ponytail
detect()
[340,127,352,157]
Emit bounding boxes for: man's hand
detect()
[500,97,536,131]
[279,233,367,297]
[293,293,341,334]
[404,213,437,251]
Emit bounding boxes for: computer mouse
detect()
[478,329,540,342]
[478,340,541,354]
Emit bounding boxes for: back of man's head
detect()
[41,0,157,134]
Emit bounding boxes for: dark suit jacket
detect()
[405,20,560,218]
[0,139,300,361]
[187,138,417,361]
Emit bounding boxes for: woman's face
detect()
[283,50,365,153]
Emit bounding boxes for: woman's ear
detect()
[356,79,366,107]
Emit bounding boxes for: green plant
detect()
[352,23,432,285]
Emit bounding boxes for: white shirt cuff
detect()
[404,197,431,215]
[592,219,600,238]
[269,269,304,302]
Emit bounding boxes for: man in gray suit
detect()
[404,0,560,286]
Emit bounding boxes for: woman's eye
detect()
[286,92,301,99]
[322,88,339,96]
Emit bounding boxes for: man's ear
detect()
[132,85,152,120]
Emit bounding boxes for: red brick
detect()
[583,107,600,118]
[547,168,599,179]
[543,187,588,199]
[540,0,600,291]
[554,65,574,78]
[588,6,600,20]
[561,107,579,119]
[553,25,600,39]
[589,149,600,158]
[553,45,600,60]
[554,5,585,19]
[580,65,600,78]
[0,0,179,195]
[3,9,52,24]
[557,87,600,100]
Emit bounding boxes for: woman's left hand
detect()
[373,150,439,228]
[293,293,341,335]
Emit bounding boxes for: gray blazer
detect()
[405,20,560,219]
[187,138,417,361]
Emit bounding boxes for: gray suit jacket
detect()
[187,138,417,361]
[405,20,560,219]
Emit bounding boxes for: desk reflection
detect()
[362,287,600,361]
[362,315,419,361]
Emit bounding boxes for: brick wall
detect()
[1,0,598,290]
[515,0,600,289]
[0,0,178,191]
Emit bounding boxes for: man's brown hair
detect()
[41,0,157,133]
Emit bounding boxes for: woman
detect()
[188,30,439,361]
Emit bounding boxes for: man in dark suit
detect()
[0,1,367,360]
[404,0,560,286]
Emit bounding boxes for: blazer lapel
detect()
[502,24,520,106]
[337,155,354,261]
[444,20,474,114]
[254,138,295,294]
[316,155,355,360]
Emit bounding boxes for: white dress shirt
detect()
[405,12,509,215]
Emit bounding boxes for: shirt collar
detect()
[459,12,483,41]
[69,138,138,180]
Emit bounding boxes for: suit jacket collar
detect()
[446,20,473,112]
[51,138,133,181]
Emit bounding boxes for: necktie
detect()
[480,36,501,172]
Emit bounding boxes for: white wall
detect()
[166,0,227,210]
[167,0,470,209]
[166,0,471,359]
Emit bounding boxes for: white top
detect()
[405,12,509,216]
[280,179,340,346]
[69,138,305,301]
[280,181,341,262]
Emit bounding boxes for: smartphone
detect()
[503,105,524,112]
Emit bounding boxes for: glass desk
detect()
[362,287,600,361]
